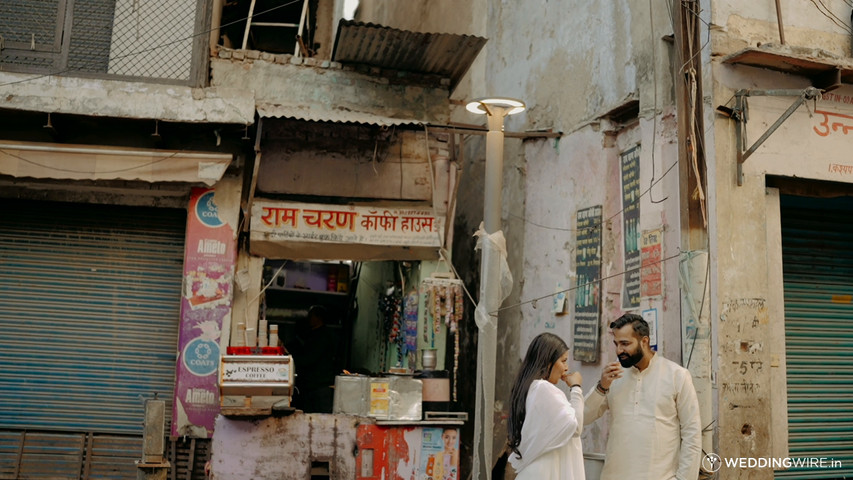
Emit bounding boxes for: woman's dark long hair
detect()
[507,332,568,459]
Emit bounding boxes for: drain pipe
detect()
[774,0,786,44]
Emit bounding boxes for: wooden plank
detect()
[0,430,24,479]
[88,434,142,479]
[184,438,195,480]
[18,432,85,479]
[82,432,93,479]
[170,438,177,480]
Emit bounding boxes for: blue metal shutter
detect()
[776,194,853,479]
[0,199,185,435]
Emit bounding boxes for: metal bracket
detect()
[731,87,822,186]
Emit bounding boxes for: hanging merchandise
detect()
[421,275,465,400]
[423,277,464,335]
[432,283,441,339]
[444,285,453,331]
[453,284,463,333]
[404,289,419,363]
[379,285,404,368]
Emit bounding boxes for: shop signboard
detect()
[172,187,237,437]
[251,201,444,247]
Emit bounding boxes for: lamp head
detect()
[466,97,526,116]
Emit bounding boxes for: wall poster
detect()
[573,205,602,363]
[621,145,641,308]
[640,228,663,298]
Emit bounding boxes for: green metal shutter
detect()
[0,199,185,435]
[777,194,853,479]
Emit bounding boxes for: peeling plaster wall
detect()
[0,72,255,124]
[712,0,852,56]
[353,1,690,474]
[210,57,450,124]
[486,0,673,132]
[209,414,359,479]
[710,3,853,478]
[489,0,686,465]
[521,111,684,456]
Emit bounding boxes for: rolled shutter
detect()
[0,199,185,435]
[777,194,853,479]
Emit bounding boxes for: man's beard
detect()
[618,349,644,368]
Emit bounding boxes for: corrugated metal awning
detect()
[256,104,423,126]
[332,20,487,91]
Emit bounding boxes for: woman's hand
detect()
[563,371,582,387]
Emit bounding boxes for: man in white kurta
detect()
[509,379,585,480]
[584,314,702,480]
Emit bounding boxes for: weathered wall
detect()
[487,0,688,467]
[257,124,449,202]
[521,111,686,456]
[354,1,692,477]
[0,72,254,124]
[209,414,359,478]
[712,0,851,56]
[709,2,853,477]
[210,54,451,124]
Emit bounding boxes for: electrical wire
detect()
[648,0,668,204]
[684,246,710,370]
[509,157,679,234]
[507,1,710,235]
[492,250,684,316]
[809,0,853,34]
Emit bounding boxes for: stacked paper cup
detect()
[258,319,268,347]
[269,324,279,348]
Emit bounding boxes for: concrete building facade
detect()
[356,1,853,479]
[3,0,853,479]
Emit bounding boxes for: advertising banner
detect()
[172,188,237,437]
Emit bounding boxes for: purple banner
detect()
[171,188,236,437]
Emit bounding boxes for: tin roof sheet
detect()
[332,20,487,91]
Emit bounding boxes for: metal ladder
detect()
[241,0,310,57]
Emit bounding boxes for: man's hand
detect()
[599,362,623,389]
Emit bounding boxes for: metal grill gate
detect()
[776,194,853,479]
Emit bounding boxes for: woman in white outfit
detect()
[506,332,585,480]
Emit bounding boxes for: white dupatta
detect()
[509,379,584,480]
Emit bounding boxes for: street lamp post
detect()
[465,97,525,480]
